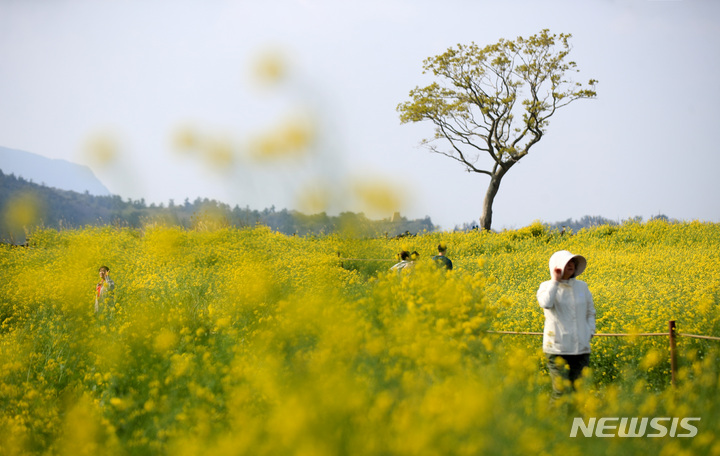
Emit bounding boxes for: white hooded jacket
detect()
[537,250,596,355]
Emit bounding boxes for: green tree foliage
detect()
[398,29,597,231]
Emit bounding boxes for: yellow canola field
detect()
[1,221,719,455]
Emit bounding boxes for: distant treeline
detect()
[1,170,678,244]
[545,214,677,233]
[0,170,435,243]
[454,215,678,234]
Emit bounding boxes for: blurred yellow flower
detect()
[640,348,663,370]
[352,177,406,217]
[203,137,235,168]
[83,132,119,167]
[153,329,178,353]
[248,114,315,161]
[172,125,201,153]
[3,192,43,229]
[297,184,330,214]
[251,49,287,86]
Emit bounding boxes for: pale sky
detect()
[1,0,718,230]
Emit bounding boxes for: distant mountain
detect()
[0,146,111,196]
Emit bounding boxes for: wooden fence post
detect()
[669,320,677,388]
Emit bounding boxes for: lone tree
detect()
[397,29,597,230]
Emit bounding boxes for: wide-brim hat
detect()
[549,250,587,278]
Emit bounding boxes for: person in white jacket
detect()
[390,251,413,272]
[537,250,596,399]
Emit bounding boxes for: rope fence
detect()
[487,320,720,387]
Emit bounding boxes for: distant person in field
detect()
[432,243,453,270]
[95,266,116,314]
[390,250,413,272]
[537,250,595,400]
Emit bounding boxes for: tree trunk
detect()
[479,171,506,231]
